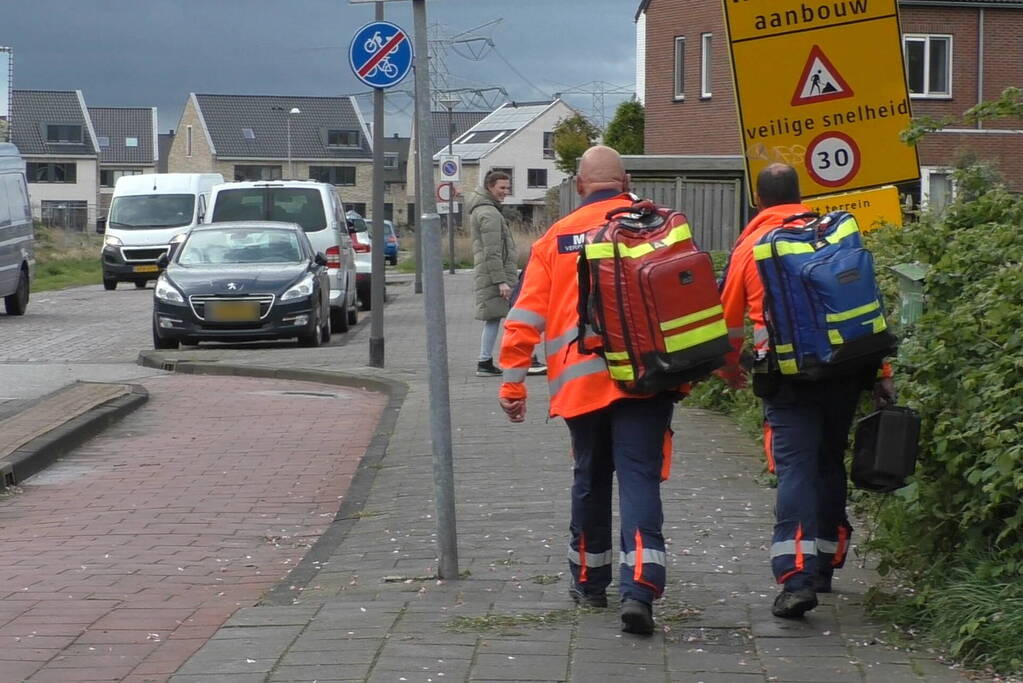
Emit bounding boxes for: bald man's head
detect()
[576,145,630,198]
[756,163,801,209]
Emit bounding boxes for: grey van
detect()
[0,143,33,315]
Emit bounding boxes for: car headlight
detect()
[281,274,315,301]
[104,234,123,248]
[154,277,184,303]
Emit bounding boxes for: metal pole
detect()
[412,94,424,295]
[369,1,386,367]
[286,116,293,179]
[412,0,458,580]
[447,104,455,275]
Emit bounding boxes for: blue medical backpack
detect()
[754,211,897,380]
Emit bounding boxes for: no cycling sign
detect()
[723,0,920,200]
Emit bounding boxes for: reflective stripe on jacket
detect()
[498,192,655,419]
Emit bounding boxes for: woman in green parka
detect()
[467,170,517,377]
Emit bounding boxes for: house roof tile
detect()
[435,101,557,162]
[10,89,98,157]
[431,111,490,154]
[88,106,156,165]
[194,93,372,160]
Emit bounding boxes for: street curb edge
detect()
[1,384,149,490]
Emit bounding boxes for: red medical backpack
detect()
[577,200,730,394]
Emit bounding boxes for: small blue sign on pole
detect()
[349,21,414,89]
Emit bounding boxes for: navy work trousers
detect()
[763,375,862,590]
[565,394,674,605]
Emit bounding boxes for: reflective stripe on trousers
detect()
[566,394,674,603]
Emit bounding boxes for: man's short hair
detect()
[756,164,801,208]
[484,170,511,189]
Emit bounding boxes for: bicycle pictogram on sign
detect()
[349,21,413,89]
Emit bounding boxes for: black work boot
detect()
[569,585,608,608]
[771,588,818,618]
[620,599,655,635]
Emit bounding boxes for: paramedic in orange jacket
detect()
[498,146,678,636]
[718,163,896,618]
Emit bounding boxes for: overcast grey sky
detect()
[2,0,637,135]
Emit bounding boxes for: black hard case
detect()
[851,406,921,493]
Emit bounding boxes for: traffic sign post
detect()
[723,0,919,200]
[348,21,413,90]
[438,154,461,183]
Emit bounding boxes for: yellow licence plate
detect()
[205,300,260,323]
[133,264,160,273]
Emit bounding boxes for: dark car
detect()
[152,221,331,349]
[371,219,399,266]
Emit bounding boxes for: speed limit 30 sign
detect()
[805,132,861,188]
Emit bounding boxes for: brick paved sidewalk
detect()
[0,375,385,683]
[157,272,982,683]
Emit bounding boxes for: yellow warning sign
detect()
[805,185,903,231]
[723,0,920,201]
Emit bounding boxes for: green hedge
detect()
[862,166,1023,673]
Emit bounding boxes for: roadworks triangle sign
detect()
[791,45,854,106]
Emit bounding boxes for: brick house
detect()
[636,0,1023,206]
[10,89,100,230]
[88,106,158,213]
[166,93,407,220]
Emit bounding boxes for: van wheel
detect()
[135,280,147,289]
[103,278,117,291]
[347,303,358,326]
[4,268,29,316]
[321,309,332,343]
[331,307,349,334]
[358,283,371,311]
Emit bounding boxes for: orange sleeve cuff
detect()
[499,382,527,400]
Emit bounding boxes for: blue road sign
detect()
[349,21,413,89]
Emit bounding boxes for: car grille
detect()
[188,294,275,321]
[121,246,169,263]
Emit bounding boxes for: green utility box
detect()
[890,262,930,326]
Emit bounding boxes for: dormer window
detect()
[327,129,359,147]
[46,124,83,144]
[125,137,139,147]
[242,128,256,140]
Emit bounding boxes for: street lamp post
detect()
[440,98,459,275]
[286,107,300,179]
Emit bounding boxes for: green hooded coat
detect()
[466,187,517,321]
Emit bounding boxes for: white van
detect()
[0,143,33,316]
[99,173,223,290]
[206,180,359,332]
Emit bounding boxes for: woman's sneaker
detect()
[476,359,502,377]
[527,357,547,376]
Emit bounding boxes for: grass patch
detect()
[867,566,1023,674]
[33,258,102,292]
[446,608,577,634]
[31,225,103,292]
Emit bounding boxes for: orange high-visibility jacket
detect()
[719,203,893,379]
[499,192,658,419]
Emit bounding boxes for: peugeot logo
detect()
[227,282,238,290]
